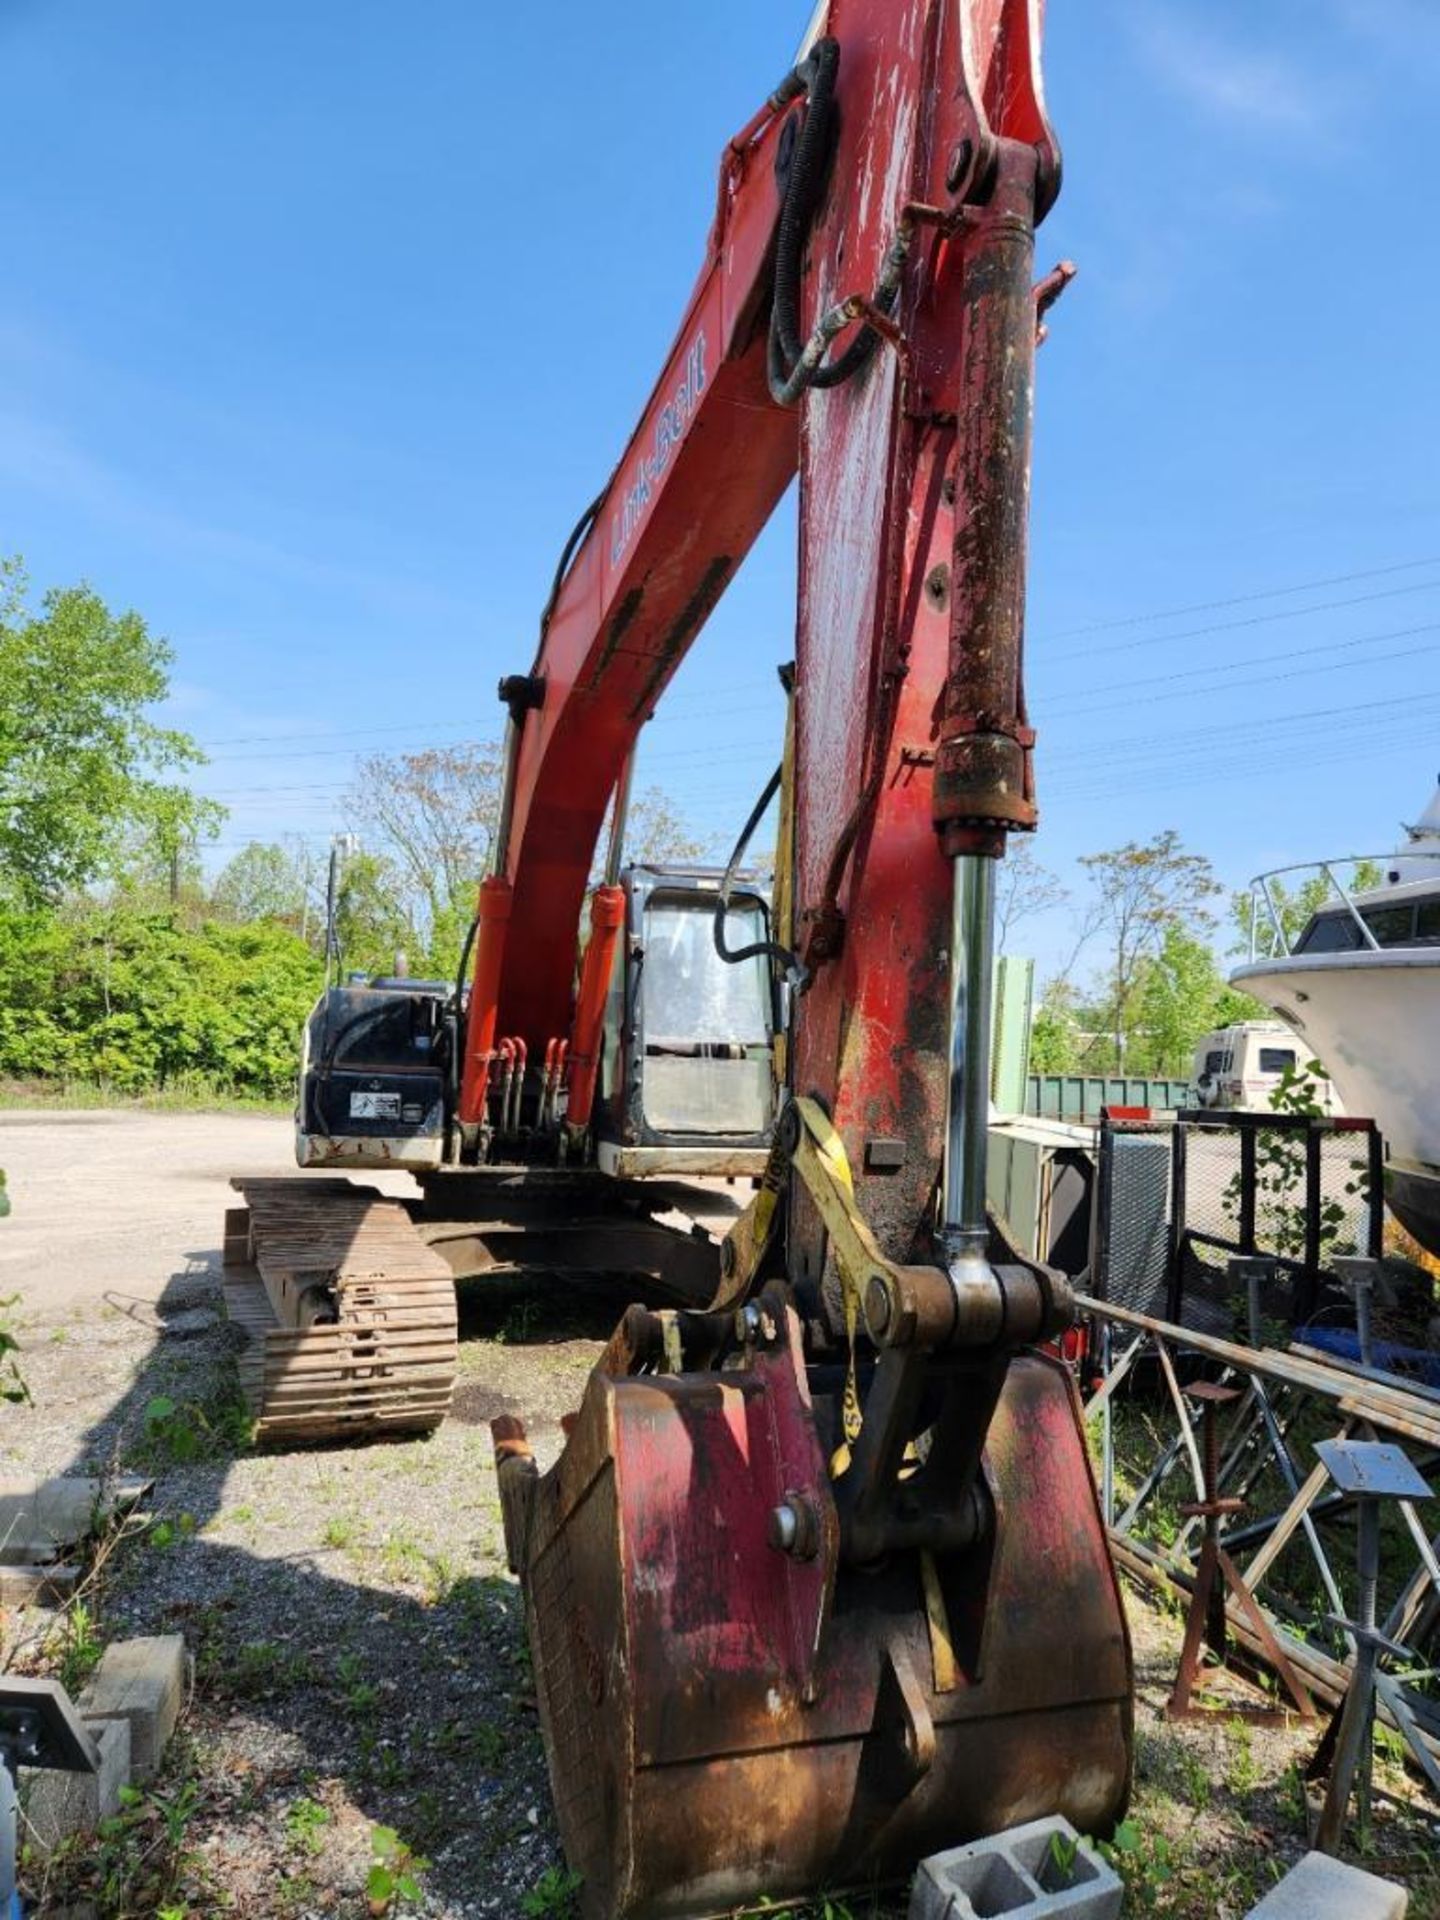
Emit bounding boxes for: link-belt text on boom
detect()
[609,332,709,570]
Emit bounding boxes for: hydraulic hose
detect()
[766,37,892,406]
[448,914,479,1109]
[713,764,806,984]
[536,488,607,652]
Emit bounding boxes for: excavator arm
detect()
[476,9,1133,1915]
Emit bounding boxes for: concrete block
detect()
[1247,1851,1407,1920]
[910,1815,1122,1920]
[79,1633,186,1779]
[22,1715,130,1854]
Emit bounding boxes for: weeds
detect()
[523,1865,583,1917]
[1226,1717,1260,1796]
[498,1298,541,1344]
[26,1741,212,1916]
[54,1598,104,1695]
[430,1714,508,1771]
[135,1386,251,1467]
[284,1795,330,1856]
[373,1743,411,1789]
[0,1289,31,1405]
[207,1637,309,1702]
[1098,1818,1181,1908]
[366,1824,428,1916]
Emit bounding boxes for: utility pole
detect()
[324,833,359,988]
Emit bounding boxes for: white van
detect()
[1192,1020,1340,1115]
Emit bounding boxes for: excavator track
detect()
[222,1178,457,1447]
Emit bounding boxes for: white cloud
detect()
[1326,0,1440,58]
[0,408,475,623]
[1132,9,1330,134]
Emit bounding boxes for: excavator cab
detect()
[594,867,776,1177]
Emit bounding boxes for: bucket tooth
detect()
[492,1415,539,1574]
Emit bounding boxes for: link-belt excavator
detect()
[221,0,1133,1905]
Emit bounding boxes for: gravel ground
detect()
[1,1111,1437,1919]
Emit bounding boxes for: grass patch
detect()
[0,1073,289,1115]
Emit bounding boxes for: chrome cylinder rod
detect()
[491,715,521,880]
[943,853,997,1257]
[603,751,637,887]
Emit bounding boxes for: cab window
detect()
[1362,905,1414,947]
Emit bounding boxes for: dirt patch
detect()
[447,1381,522,1430]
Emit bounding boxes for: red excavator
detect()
[224,0,1132,1905]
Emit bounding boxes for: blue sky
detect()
[2,0,1438,975]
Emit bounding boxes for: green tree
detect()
[624,786,710,867]
[1131,924,1257,1075]
[344,744,501,946]
[0,906,321,1096]
[995,840,1067,955]
[0,559,217,901]
[1078,830,1222,1071]
[212,839,319,941]
[332,849,416,980]
[1030,978,1081,1074]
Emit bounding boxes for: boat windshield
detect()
[1295,894,1440,954]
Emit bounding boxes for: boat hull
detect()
[1235,950,1440,1257]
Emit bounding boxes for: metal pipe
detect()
[603,751,636,887]
[943,854,996,1255]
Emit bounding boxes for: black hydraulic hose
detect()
[713,763,806,984]
[537,488,607,651]
[452,915,478,1018]
[766,37,888,406]
[448,915,479,1109]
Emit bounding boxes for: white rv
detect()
[1192,1020,1339,1115]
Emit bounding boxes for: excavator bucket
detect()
[495,1309,1131,1919]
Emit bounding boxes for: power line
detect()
[197,715,487,750]
[206,732,491,765]
[1044,685,1440,770]
[1036,576,1440,664]
[190,671,786,750]
[1055,623,1440,711]
[1038,552,1440,641]
[1047,714,1440,806]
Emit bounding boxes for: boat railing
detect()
[1244,852,1440,961]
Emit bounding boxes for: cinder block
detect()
[910,1815,1122,1920]
[79,1633,186,1779]
[1247,1851,1408,1920]
[22,1715,130,1854]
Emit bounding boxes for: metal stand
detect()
[1307,1438,1435,1855]
[1165,1381,1317,1723]
[0,1679,98,1919]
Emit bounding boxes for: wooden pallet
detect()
[223,1179,458,1447]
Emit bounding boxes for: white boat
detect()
[1232,778,1440,1257]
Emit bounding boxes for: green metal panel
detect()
[1026,1074,1195,1120]
[986,1129,1044,1256]
[989,956,1034,1116]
